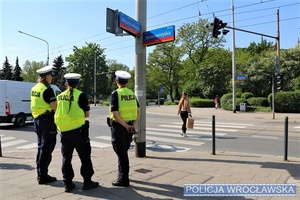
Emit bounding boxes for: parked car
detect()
[155,98,165,105]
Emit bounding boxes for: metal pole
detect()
[18,31,49,65]
[212,115,216,155]
[284,116,288,161]
[0,135,2,157]
[94,54,97,106]
[272,74,275,119]
[231,0,236,113]
[135,0,147,157]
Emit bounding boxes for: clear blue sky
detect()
[1,0,299,69]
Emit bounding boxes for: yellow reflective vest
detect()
[110,87,138,121]
[54,89,85,132]
[31,83,53,118]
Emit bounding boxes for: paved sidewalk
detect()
[0,106,299,200]
[0,148,299,200]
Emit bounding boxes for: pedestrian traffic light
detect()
[211,17,228,38]
[275,73,284,92]
[267,75,272,85]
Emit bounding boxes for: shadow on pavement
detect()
[146,156,300,182]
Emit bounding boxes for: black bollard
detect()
[212,115,216,155]
[0,135,2,157]
[284,116,288,161]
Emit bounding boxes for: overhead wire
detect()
[20,1,300,63]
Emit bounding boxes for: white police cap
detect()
[115,70,131,82]
[36,66,53,76]
[64,73,81,83]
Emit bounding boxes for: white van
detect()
[0,80,61,127]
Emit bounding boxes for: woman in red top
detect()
[214,95,220,109]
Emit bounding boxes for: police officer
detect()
[110,70,140,187]
[54,73,99,193]
[31,65,57,185]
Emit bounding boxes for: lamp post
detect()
[18,31,49,65]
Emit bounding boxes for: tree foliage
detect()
[147,41,184,101]
[12,57,23,81]
[21,61,44,83]
[66,42,108,100]
[1,57,13,80]
[52,55,65,91]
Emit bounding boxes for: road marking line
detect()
[251,135,279,140]
[94,136,111,140]
[159,125,237,132]
[173,122,247,128]
[0,136,16,141]
[147,127,226,136]
[196,122,255,126]
[2,139,28,147]
[17,143,37,149]
[90,141,112,148]
[146,135,204,146]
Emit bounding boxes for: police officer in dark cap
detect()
[109,70,140,187]
[31,65,57,184]
[54,73,99,192]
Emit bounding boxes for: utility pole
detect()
[135,0,147,157]
[231,0,237,113]
[272,9,280,119]
[94,54,97,106]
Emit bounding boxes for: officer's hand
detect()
[125,125,133,133]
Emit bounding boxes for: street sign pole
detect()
[135,0,146,157]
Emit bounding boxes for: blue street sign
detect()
[143,25,175,46]
[159,84,164,92]
[236,75,247,80]
[118,12,141,37]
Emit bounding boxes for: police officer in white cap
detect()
[54,73,99,192]
[30,65,57,185]
[109,70,140,187]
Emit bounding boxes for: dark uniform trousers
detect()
[60,127,94,185]
[111,121,133,181]
[34,118,57,179]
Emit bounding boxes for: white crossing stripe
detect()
[294,126,300,129]
[151,127,226,136]
[2,139,27,147]
[17,143,37,150]
[160,124,238,132]
[146,135,204,146]
[146,128,226,138]
[173,122,248,129]
[197,122,255,126]
[0,136,16,141]
[95,136,111,140]
[251,135,279,140]
[90,141,112,148]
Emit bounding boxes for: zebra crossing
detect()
[0,121,257,152]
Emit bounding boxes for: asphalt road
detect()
[0,106,299,158]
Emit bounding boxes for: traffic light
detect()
[211,17,228,38]
[275,73,284,92]
[267,75,272,85]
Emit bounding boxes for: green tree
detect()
[12,57,24,81]
[176,19,226,98]
[106,59,130,92]
[52,55,65,91]
[1,57,13,80]
[66,42,108,100]
[147,41,184,102]
[247,39,274,56]
[21,60,44,82]
[280,45,300,91]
